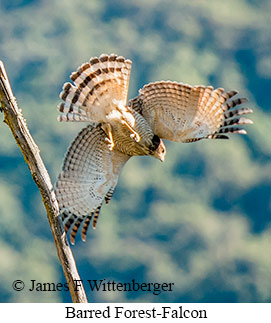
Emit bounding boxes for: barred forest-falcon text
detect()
[55,53,253,244]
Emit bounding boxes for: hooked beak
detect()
[153,139,166,162]
[159,154,165,162]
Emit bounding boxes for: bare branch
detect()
[0,60,88,303]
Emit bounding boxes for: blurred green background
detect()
[0,0,270,302]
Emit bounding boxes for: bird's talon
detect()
[121,119,141,142]
[105,137,114,151]
[130,133,140,142]
[135,134,140,142]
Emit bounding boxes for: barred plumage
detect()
[55,123,129,244]
[55,54,253,244]
[130,81,253,142]
[57,54,132,125]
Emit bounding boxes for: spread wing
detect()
[57,53,132,123]
[128,81,253,142]
[55,124,130,244]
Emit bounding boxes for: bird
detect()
[55,53,253,244]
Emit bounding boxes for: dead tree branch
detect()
[0,60,88,303]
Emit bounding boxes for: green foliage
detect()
[0,0,270,302]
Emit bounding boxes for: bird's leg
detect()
[121,119,141,142]
[101,123,115,151]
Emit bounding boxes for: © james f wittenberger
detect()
[13,279,174,296]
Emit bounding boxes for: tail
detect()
[57,54,132,122]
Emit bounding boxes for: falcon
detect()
[55,53,253,244]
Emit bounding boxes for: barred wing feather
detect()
[55,124,130,244]
[57,53,132,123]
[129,81,253,142]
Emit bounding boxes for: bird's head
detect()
[151,135,166,162]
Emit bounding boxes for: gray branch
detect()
[0,60,88,303]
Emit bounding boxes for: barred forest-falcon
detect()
[55,53,253,244]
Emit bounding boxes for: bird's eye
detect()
[152,135,160,148]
